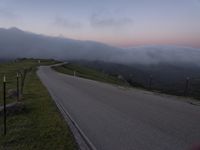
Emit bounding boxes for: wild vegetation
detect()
[58,60,200,100]
[53,63,128,86]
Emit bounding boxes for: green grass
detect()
[53,63,128,86]
[0,59,59,105]
[0,59,77,150]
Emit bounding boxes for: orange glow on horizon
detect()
[48,31,200,48]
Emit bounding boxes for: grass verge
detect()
[53,63,128,86]
[0,59,77,150]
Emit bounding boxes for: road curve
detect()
[37,66,200,150]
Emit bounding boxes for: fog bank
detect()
[0,27,200,66]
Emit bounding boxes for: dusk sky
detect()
[0,0,200,48]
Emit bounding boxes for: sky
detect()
[0,0,200,48]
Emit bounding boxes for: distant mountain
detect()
[0,27,200,66]
[0,27,122,61]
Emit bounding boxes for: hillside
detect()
[71,60,200,99]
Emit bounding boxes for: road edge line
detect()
[54,100,97,150]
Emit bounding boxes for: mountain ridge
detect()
[0,27,200,66]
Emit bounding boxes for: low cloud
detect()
[53,16,82,29]
[90,13,133,28]
[1,27,200,67]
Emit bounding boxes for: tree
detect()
[19,67,32,97]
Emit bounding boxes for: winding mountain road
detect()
[37,66,200,150]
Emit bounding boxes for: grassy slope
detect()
[53,63,128,86]
[0,59,77,150]
[0,59,57,105]
[66,61,200,100]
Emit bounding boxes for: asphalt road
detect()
[37,66,200,150]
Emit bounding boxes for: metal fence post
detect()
[3,75,7,135]
[184,77,190,96]
[149,75,153,90]
[17,73,19,101]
